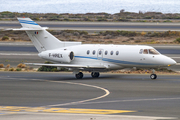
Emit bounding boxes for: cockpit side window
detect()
[149,49,159,55]
[143,49,148,54]
[139,49,143,54]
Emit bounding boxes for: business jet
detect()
[8,18,176,79]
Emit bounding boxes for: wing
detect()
[25,63,107,69]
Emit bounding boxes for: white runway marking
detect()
[78,97,180,105]
[45,81,110,107]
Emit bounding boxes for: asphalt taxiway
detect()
[0,72,179,119]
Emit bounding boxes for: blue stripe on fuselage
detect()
[75,56,97,60]
[74,56,157,65]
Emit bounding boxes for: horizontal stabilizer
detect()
[4,27,49,31]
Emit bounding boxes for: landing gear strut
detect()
[75,72,83,79]
[91,72,100,78]
[150,69,157,80]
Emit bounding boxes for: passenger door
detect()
[97,49,103,60]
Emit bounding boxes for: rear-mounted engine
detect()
[38,50,74,63]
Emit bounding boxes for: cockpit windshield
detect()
[149,49,159,54]
[139,49,160,55]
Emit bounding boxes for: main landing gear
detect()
[75,72,83,79]
[91,72,100,78]
[75,72,100,79]
[150,69,157,80]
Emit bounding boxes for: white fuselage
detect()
[38,44,176,72]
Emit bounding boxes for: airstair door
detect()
[97,49,103,60]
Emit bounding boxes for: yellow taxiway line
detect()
[0,106,135,115]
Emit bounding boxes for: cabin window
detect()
[87,50,90,55]
[105,50,108,55]
[99,50,102,55]
[110,51,113,55]
[143,49,148,54]
[116,51,119,55]
[149,49,159,55]
[92,50,96,55]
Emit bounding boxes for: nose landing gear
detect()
[150,74,157,79]
[150,69,157,80]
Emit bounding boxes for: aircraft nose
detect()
[159,55,177,66]
[167,57,177,66]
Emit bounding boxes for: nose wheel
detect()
[150,74,157,79]
[150,69,157,80]
[75,72,83,79]
[91,72,100,78]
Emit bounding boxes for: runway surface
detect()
[1,21,180,32]
[0,72,179,119]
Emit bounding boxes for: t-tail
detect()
[12,18,81,53]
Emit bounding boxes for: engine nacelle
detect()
[38,50,74,63]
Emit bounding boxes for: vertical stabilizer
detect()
[12,18,81,53]
[17,18,62,53]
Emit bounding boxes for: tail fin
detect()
[18,18,41,29]
[11,18,81,53]
[16,18,62,53]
